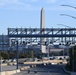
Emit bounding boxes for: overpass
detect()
[8,28,76,44]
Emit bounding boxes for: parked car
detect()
[11,59,16,62]
[2,59,8,63]
[58,57,63,60]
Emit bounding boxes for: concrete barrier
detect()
[1,62,17,66]
[1,71,5,75]
[7,63,13,65]
[1,69,20,75]
[20,66,30,71]
[23,60,67,65]
[7,62,17,66]
[1,63,7,66]
[71,72,76,75]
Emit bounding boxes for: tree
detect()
[66,45,76,72]
[0,54,2,58]
[0,51,10,59]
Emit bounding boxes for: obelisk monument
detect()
[40,7,46,53]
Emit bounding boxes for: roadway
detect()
[1,64,29,71]
[13,64,69,75]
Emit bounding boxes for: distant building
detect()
[49,45,64,52]
[0,35,63,54]
[0,35,9,51]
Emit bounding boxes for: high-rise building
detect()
[40,7,47,53]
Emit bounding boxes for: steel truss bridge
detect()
[8,28,76,45]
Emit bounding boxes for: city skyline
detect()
[0,0,76,34]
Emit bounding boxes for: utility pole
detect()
[16,40,18,69]
[0,57,2,75]
[72,45,74,72]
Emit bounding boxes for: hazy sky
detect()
[0,0,76,34]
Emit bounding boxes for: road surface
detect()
[13,64,69,75]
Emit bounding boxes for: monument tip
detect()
[41,7,44,10]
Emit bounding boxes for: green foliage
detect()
[0,49,41,59]
[35,52,42,59]
[19,53,26,58]
[0,54,2,58]
[19,49,35,58]
[66,45,76,72]
[0,51,10,59]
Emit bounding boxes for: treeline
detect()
[0,50,67,59]
[0,50,42,59]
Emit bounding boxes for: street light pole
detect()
[60,14,76,19]
[0,57,2,75]
[16,40,18,69]
[60,5,76,20]
[72,45,74,72]
[60,4,76,72]
[57,24,71,57]
[57,24,71,28]
[47,45,50,59]
[61,5,76,9]
[59,43,66,61]
[46,40,49,59]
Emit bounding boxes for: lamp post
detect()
[57,24,71,28]
[58,24,75,72]
[11,39,19,69]
[57,24,71,57]
[60,14,76,19]
[59,43,66,60]
[61,5,76,9]
[16,40,18,69]
[72,45,74,72]
[0,57,2,72]
[45,39,53,59]
[60,5,76,19]
[47,44,53,59]
[60,4,76,72]
[47,44,50,59]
